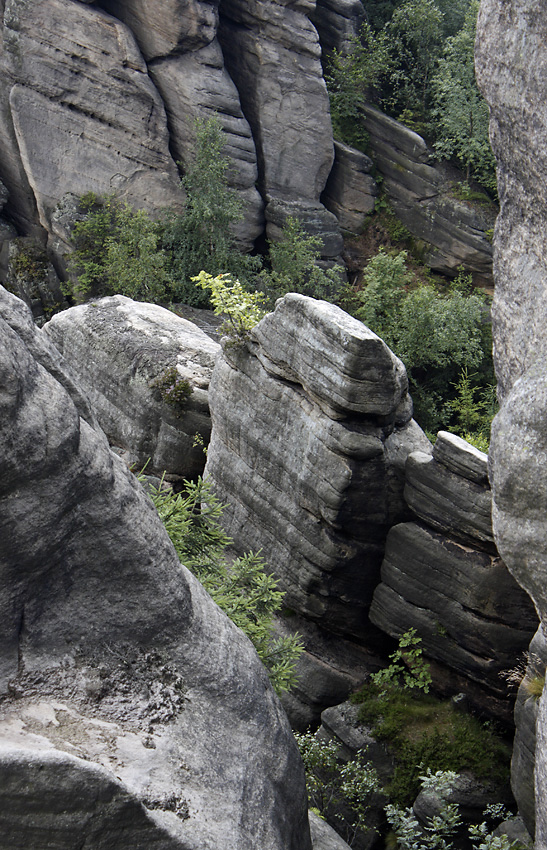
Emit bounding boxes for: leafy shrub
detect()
[353,249,494,435]
[193,271,267,340]
[259,217,345,304]
[67,193,171,302]
[159,115,262,306]
[149,367,193,416]
[295,731,380,847]
[147,476,302,694]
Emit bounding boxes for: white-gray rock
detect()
[43,295,220,480]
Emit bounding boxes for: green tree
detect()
[192,271,267,340]
[431,1,497,193]
[386,0,445,118]
[354,249,493,434]
[160,115,261,306]
[148,476,303,694]
[260,217,344,303]
[67,194,171,302]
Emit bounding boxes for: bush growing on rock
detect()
[147,475,303,694]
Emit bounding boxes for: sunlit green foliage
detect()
[193,271,267,339]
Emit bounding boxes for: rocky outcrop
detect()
[311,0,365,55]
[218,0,340,256]
[204,293,431,643]
[476,1,547,839]
[4,237,67,326]
[43,295,220,480]
[322,141,378,234]
[0,285,311,849]
[0,0,184,248]
[361,104,496,285]
[370,432,537,721]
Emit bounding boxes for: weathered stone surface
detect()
[476,0,547,401]
[219,0,338,242]
[0,286,311,849]
[319,701,394,784]
[43,295,220,480]
[311,0,365,55]
[361,104,496,285]
[369,522,537,705]
[433,430,489,485]
[100,0,219,59]
[251,293,408,419]
[204,294,429,642]
[148,43,264,248]
[265,196,344,259]
[475,3,547,837]
[322,141,378,234]
[1,0,183,258]
[404,450,494,550]
[309,810,353,850]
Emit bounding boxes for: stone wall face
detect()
[204,293,431,642]
[476,1,547,840]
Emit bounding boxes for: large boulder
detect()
[0,285,311,849]
[476,0,547,838]
[43,295,221,480]
[204,293,431,643]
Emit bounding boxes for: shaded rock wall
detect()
[476,0,547,841]
[370,431,537,722]
[361,104,496,285]
[0,285,311,849]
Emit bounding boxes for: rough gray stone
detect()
[43,295,220,480]
[311,0,365,55]
[404,450,494,550]
[219,0,338,240]
[322,141,378,234]
[361,104,496,285]
[265,197,344,260]
[433,430,489,485]
[204,294,428,643]
[99,0,219,59]
[369,522,537,709]
[1,0,183,258]
[309,810,353,850]
[5,237,68,327]
[0,287,312,850]
[476,0,547,401]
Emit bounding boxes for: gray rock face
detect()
[309,810,353,850]
[43,295,220,480]
[311,0,365,55]
[361,104,496,285]
[204,293,430,642]
[219,0,339,249]
[0,286,311,849]
[5,237,68,327]
[323,141,378,234]
[0,0,183,251]
[370,432,537,720]
[476,2,547,838]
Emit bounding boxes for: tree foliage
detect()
[148,476,303,694]
[67,194,171,302]
[431,1,497,193]
[160,115,261,306]
[354,249,494,435]
[192,270,267,340]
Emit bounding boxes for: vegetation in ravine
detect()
[325,0,496,196]
[295,631,514,849]
[147,475,303,695]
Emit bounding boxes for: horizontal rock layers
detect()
[204,293,431,642]
[370,432,537,721]
[43,295,220,480]
[361,104,496,285]
[0,285,311,849]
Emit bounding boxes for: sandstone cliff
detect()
[476,0,547,841]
